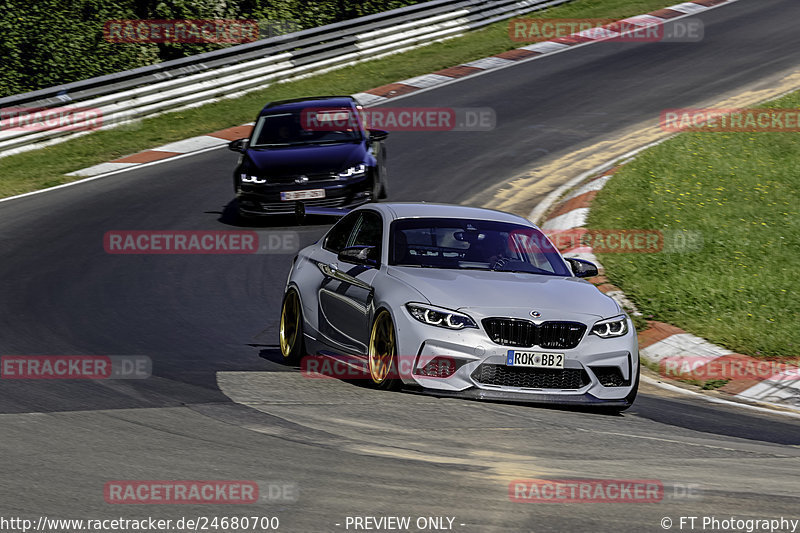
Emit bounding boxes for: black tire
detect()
[368,171,382,203]
[378,174,388,199]
[279,289,305,365]
[378,153,389,199]
[367,309,400,390]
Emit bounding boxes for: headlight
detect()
[338,164,367,178]
[591,315,629,338]
[241,173,266,184]
[406,303,477,330]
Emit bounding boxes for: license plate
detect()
[280,189,325,201]
[506,350,564,369]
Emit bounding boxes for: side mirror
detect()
[228,138,249,153]
[338,245,378,267]
[368,129,389,142]
[565,257,598,278]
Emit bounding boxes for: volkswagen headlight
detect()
[241,173,267,184]
[406,303,477,330]
[338,164,367,179]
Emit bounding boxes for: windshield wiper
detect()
[497,268,558,276]
[310,139,359,145]
[253,141,323,147]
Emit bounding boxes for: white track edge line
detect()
[0,143,228,204]
[642,375,800,420]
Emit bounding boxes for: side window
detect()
[350,211,383,261]
[323,212,360,253]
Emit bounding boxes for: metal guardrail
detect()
[0,0,570,159]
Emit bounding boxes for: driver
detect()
[464,231,507,265]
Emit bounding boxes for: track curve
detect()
[2,1,800,530]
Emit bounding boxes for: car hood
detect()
[386,266,620,319]
[244,142,365,175]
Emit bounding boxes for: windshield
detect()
[390,218,572,276]
[250,108,363,147]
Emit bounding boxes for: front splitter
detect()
[411,386,631,408]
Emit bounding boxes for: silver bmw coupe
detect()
[279,203,639,410]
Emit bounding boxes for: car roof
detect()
[259,96,357,115]
[362,203,535,227]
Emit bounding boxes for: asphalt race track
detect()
[2,1,800,531]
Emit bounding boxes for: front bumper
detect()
[236,175,372,216]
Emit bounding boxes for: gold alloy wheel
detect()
[368,310,396,384]
[279,290,301,359]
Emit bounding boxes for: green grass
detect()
[700,379,730,390]
[679,378,730,390]
[0,0,671,198]
[588,91,800,358]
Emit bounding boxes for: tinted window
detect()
[390,218,571,276]
[323,212,360,253]
[250,108,362,147]
[350,211,383,260]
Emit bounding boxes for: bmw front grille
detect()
[482,318,587,349]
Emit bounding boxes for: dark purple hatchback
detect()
[228,96,389,218]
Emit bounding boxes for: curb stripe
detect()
[541,207,589,231]
[493,49,540,60]
[68,161,138,177]
[207,125,254,141]
[463,57,516,70]
[647,8,685,18]
[400,73,455,88]
[668,2,711,14]
[548,190,597,218]
[561,175,612,203]
[112,150,182,164]
[365,83,420,98]
[352,92,388,106]
[152,136,228,153]
[520,41,570,53]
[692,0,729,6]
[432,65,483,78]
[638,321,687,348]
